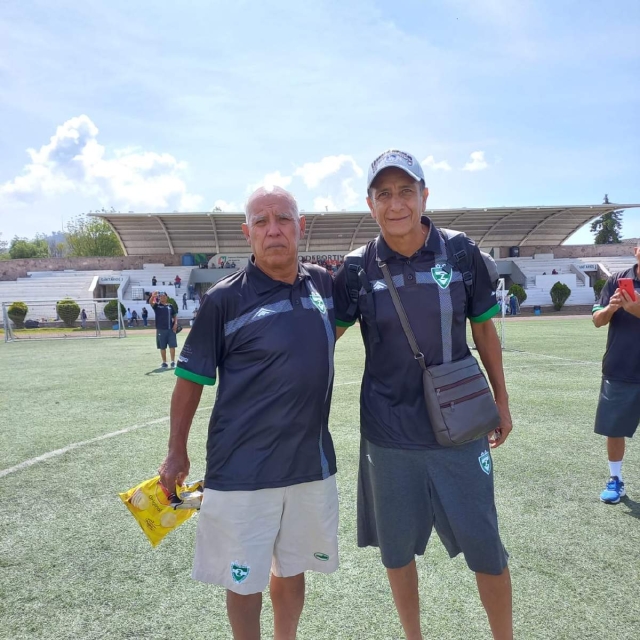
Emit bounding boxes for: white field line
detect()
[504,350,601,367]
[0,380,361,479]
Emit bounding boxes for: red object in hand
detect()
[619,278,637,302]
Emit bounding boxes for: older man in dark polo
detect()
[159,186,339,640]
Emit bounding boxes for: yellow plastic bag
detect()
[119,476,203,547]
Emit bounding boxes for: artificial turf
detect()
[0,318,638,639]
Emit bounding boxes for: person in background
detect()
[150,291,178,368]
[141,307,149,327]
[126,307,133,327]
[174,275,182,289]
[592,242,640,504]
[509,294,518,316]
[80,308,87,329]
[152,276,157,286]
[131,309,139,327]
[182,293,188,310]
[552,268,558,275]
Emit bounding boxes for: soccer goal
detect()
[496,278,507,349]
[2,299,127,343]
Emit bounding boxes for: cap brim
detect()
[368,166,422,190]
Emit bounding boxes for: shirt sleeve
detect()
[467,242,501,323]
[593,276,617,313]
[333,263,359,327]
[175,293,223,386]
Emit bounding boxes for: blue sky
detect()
[1,0,639,245]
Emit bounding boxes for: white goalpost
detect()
[496,278,507,349]
[2,298,127,343]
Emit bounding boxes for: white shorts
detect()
[192,476,339,594]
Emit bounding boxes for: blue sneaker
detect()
[600,476,626,504]
[161,362,168,369]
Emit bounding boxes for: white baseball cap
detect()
[367,149,425,189]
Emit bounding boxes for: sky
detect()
[1,0,639,245]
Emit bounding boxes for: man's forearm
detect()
[593,305,617,328]
[471,320,508,401]
[168,377,204,452]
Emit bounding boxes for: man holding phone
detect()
[592,242,640,504]
[150,291,178,368]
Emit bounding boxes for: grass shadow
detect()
[144,367,172,376]
[620,495,640,520]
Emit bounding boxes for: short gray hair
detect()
[245,185,300,223]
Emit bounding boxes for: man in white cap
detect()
[333,150,513,640]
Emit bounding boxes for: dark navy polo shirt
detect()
[334,216,500,450]
[593,265,640,383]
[175,258,337,491]
[152,303,176,330]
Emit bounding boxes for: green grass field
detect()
[1,318,639,640]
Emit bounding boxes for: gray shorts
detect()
[358,437,508,575]
[595,378,640,438]
[156,329,177,350]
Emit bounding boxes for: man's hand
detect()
[489,397,513,449]
[619,288,640,318]
[609,289,624,311]
[159,449,190,496]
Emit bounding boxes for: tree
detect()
[9,236,50,259]
[0,233,8,261]
[550,282,571,311]
[590,195,623,244]
[65,216,123,257]
[56,298,81,328]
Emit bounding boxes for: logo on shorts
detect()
[314,552,330,561]
[231,562,250,584]
[479,450,492,475]
[432,264,453,289]
[310,291,326,314]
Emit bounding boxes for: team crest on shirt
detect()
[231,562,250,584]
[479,450,492,475]
[310,291,327,314]
[432,263,453,289]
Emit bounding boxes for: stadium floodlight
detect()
[2,298,127,343]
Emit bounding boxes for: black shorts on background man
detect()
[151,292,178,369]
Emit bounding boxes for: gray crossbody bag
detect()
[378,261,500,447]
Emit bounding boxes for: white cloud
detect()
[294,154,363,188]
[0,115,202,211]
[211,199,240,212]
[463,151,489,172]
[313,196,338,211]
[422,155,452,171]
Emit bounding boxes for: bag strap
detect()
[378,261,427,373]
[441,229,474,299]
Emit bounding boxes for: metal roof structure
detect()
[91,204,640,256]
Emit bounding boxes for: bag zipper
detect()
[436,373,484,394]
[439,387,491,409]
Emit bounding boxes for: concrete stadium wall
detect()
[518,244,636,258]
[0,255,181,281]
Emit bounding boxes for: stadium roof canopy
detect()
[91,204,640,256]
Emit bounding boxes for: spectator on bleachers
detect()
[552,268,558,275]
[174,275,182,289]
[188,284,195,301]
[141,307,148,327]
[152,276,157,286]
[182,293,188,310]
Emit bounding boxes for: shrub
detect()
[56,298,81,327]
[7,301,28,328]
[550,282,572,311]
[593,279,606,301]
[104,300,126,322]
[508,284,527,305]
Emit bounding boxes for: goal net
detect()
[2,299,126,343]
